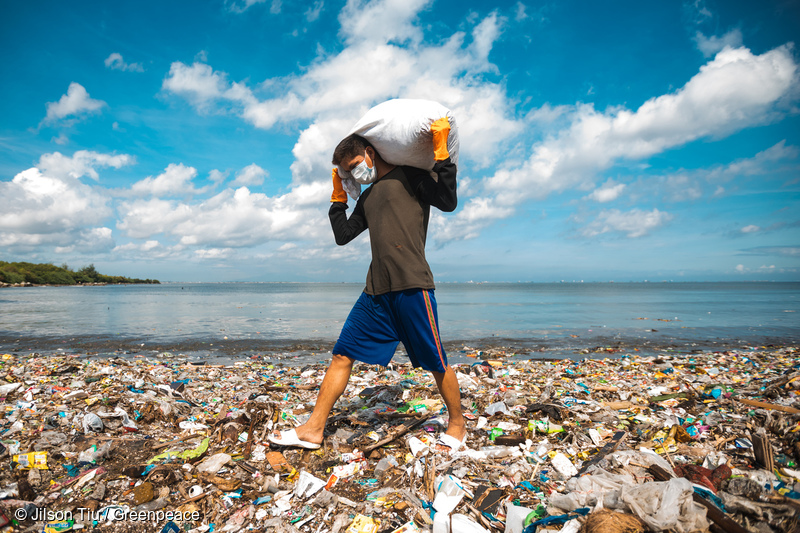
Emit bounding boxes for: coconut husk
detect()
[580,509,645,533]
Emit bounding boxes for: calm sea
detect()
[0,282,798,360]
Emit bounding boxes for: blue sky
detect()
[1,0,798,282]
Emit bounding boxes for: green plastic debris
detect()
[147,437,209,464]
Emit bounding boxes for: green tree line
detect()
[0,262,159,285]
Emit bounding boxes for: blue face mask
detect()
[351,150,377,184]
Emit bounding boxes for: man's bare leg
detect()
[432,365,467,446]
[290,353,354,445]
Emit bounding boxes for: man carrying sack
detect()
[269,106,467,454]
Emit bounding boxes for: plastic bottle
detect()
[374,456,399,478]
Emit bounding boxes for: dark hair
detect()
[332,134,376,165]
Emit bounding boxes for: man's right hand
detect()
[331,168,348,203]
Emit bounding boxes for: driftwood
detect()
[151,433,203,451]
[361,417,429,455]
[735,398,800,414]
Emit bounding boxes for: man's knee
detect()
[331,353,354,368]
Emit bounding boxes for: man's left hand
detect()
[431,117,450,161]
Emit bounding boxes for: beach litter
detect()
[0,345,798,532]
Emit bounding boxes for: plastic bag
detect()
[505,503,535,533]
[434,513,489,533]
[619,478,709,533]
[548,468,635,511]
[339,99,459,198]
[82,413,104,434]
[433,475,468,515]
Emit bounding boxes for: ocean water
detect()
[0,282,798,357]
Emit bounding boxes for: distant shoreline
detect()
[0,281,158,288]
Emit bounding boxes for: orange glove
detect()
[331,168,347,203]
[431,117,451,161]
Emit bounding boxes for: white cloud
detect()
[305,0,324,21]
[227,0,267,13]
[43,83,106,123]
[113,240,183,259]
[582,208,672,238]
[707,140,799,181]
[37,150,133,180]
[624,140,798,205]
[434,44,799,241]
[662,174,702,202]
[741,224,760,233]
[52,133,69,145]
[163,5,520,186]
[588,180,626,203]
[159,3,798,251]
[0,150,132,252]
[104,52,144,72]
[0,167,113,251]
[53,227,115,254]
[232,163,268,187]
[130,163,200,197]
[694,29,743,58]
[195,248,234,259]
[209,169,229,183]
[162,62,227,110]
[338,0,431,46]
[117,183,330,248]
[685,0,713,25]
[514,2,527,21]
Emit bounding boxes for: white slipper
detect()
[436,433,468,454]
[268,429,321,450]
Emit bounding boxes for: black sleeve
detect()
[406,158,458,212]
[328,198,367,245]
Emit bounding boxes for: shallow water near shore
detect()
[1,281,798,363]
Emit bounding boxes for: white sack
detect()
[339,99,459,199]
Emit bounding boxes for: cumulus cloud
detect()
[163,3,521,184]
[195,248,234,259]
[209,169,229,183]
[0,150,131,252]
[339,0,431,46]
[582,208,672,238]
[37,150,133,180]
[0,150,134,253]
[157,3,799,252]
[588,180,626,203]
[162,62,228,111]
[113,240,183,259]
[43,83,106,123]
[117,181,331,248]
[54,227,115,254]
[130,163,201,197]
[694,29,743,58]
[232,164,268,187]
[435,44,799,241]
[104,52,144,72]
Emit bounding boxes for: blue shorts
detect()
[333,289,448,373]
